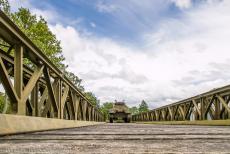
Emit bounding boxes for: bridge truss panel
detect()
[132,84,230,122]
[0,10,104,122]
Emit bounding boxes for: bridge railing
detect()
[132,85,230,122]
[0,10,104,122]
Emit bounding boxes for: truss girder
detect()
[0,10,104,122]
[132,86,230,122]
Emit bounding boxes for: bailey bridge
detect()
[0,10,230,153]
[0,10,104,135]
[132,84,230,122]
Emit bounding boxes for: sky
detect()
[7,0,230,108]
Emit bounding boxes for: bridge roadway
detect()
[0,123,230,153]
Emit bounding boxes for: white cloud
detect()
[170,0,192,9]
[94,0,171,37]
[8,0,80,26]
[31,8,59,23]
[90,22,96,28]
[48,0,230,108]
[7,0,230,108]
[8,0,58,23]
[96,1,118,13]
[8,0,32,12]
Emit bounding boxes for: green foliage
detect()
[138,100,149,113]
[66,71,84,91]
[0,0,10,48]
[0,0,10,16]
[11,8,66,70]
[128,100,149,115]
[85,92,100,108]
[129,106,139,115]
[0,92,11,113]
[0,92,4,113]
[100,102,113,120]
[8,5,86,94]
[0,1,65,70]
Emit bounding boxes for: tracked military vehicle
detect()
[109,101,131,123]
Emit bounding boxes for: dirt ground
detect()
[0,123,230,153]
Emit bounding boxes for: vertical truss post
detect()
[60,83,69,119]
[215,97,220,120]
[88,105,92,121]
[155,110,159,121]
[92,108,95,121]
[31,83,38,116]
[201,98,206,120]
[82,100,87,121]
[58,80,62,119]
[75,95,80,120]
[14,44,24,115]
[168,107,173,121]
[54,79,61,119]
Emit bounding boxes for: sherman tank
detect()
[109,101,131,123]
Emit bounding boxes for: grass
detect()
[135,120,230,126]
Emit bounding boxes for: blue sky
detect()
[7,0,230,108]
[27,0,194,45]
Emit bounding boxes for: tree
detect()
[0,91,11,113]
[139,100,149,113]
[0,0,10,16]
[129,106,139,115]
[0,0,11,50]
[66,71,84,92]
[0,92,4,113]
[100,102,113,120]
[8,3,84,90]
[85,92,100,108]
[11,8,66,70]
[1,1,66,69]
[66,72,82,87]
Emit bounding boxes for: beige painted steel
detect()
[0,10,104,122]
[0,114,104,136]
[132,84,230,122]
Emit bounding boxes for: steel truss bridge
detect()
[0,10,104,122]
[1,8,230,154]
[132,85,230,122]
[0,8,230,136]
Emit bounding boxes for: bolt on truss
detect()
[0,10,104,122]
[132,85,230,122]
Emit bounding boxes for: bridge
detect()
[0,10,230,153]
[0,10,104,134]
[132,84,230,122]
